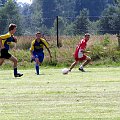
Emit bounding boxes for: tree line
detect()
[0,0,120,35]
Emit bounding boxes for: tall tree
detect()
[20,3,32,35]
[53,16,65,35]
[0,7,8,34]
[1,0,7,5]
[3,0,22,35]
[75,0,114,21]
[42,0,57,28]
[0,0,22,35]
[0,0,3,6]
[56,0,76,19]
[30,0,42,32]
[114,0,120,4]
[99,5,120,34]
[73,9,90,35]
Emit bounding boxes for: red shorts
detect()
[74,54,87,61]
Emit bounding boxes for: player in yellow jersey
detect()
[30,32,52,75]
[0,23,23,77]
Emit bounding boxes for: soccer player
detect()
[0,23,23,77]
[30,32,52,75]
[69,33,91,72]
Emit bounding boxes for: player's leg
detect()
[35,56,40,75]
[69,60,79,72]
[79,55,91,72]
[35,53,44,75]
[9,55,23,77]
[83,56,91,67]
[0,48,6,66]
[0,58,5,66]
[30,51,34,63]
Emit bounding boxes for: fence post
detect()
[117,31,120,48]
[56,16,62,48]
[56,16,59,48]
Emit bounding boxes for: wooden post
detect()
[117,32,120,48]
[56,16,62,48]
[56,16,59,48]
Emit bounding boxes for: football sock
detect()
[35,64,39,75]
[80,65,83,69]
[14,67,17,75]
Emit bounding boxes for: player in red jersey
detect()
[69,33,91,72]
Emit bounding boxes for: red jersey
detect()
[77,38,87,51]
[74,38,87,61]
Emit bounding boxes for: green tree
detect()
[114,0,120,4]
[75,0,114,21]
[30,0,42,33]
[42,0,57,28]
[0,7,7,34]
[53,16,65,35]
[1,0,7,5]
[57,0,76,19]
[0,0,3,6]
[99,5,120,34]
[64,22,74,35]
[73,9,90,35]
[0,0,22,35]
[20,4,32,35]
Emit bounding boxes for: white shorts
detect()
[78,50,83,58]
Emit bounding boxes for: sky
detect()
[17,0,32,4]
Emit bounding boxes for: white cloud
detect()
[17,0,32,4]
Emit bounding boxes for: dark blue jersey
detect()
[30,38,49,53]
[0,32,15,50]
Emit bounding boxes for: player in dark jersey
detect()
[30,32,52,75]
[0,23,23,77]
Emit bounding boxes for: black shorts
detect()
[0,48,11,59]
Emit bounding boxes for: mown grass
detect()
[0,67,120,120]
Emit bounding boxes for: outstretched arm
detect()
[0,38,1,51]
[81,49,91,54]
[46,47,52,59]
[13,36,17,43]
[42,38,52,59]
[12,36,17,50]
[30,41,35,58]
[0,38,4,49]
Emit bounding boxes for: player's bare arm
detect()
[43,43,52,59]
[46,47,52,59]
[30,49,34,58]
[82,50,91,54]
[12,36,17,50]
[13,36,17,43]
[0,38,4,49]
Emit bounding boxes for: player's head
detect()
[9,23,17,34]
[84,33,90,41]
[36,32,42,39]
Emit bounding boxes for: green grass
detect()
[0,67,120,120]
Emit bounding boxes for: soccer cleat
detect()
[14,73,23,77]
[31,58,34,63]
[79,68,85,72]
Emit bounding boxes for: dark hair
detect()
[85,33,90,37]
[9,23,17,31]
[36,32,41,35]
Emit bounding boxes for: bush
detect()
[1,34,120,69]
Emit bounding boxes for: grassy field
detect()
[0,67,120,120]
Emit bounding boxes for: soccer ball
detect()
[62,68,69,74]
